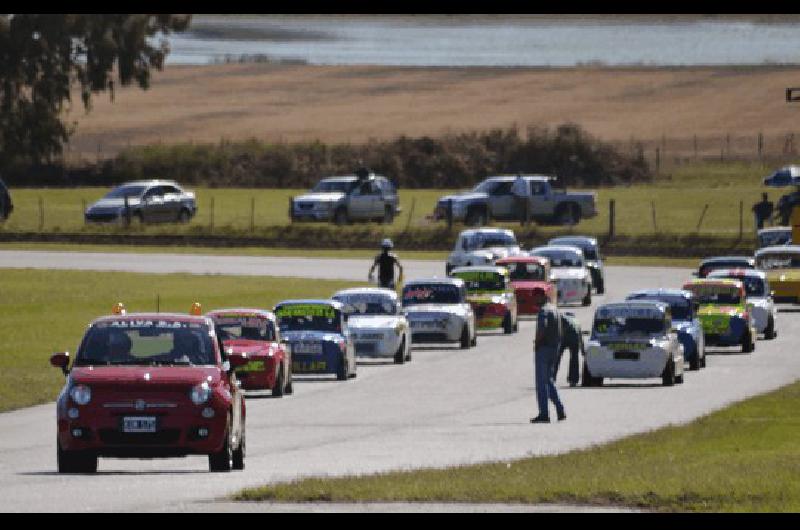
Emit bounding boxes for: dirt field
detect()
[64,63,800,160]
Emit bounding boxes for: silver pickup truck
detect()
[433,175,597,226]
[290,174,401,225]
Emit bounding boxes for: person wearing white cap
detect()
[368,238,404,289]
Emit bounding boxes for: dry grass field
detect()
[64,64,800,162]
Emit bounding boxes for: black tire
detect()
[460,326,471,349]
[272,364,285,397]
[689,347,701,371]
[661,359,676,387]
[177,209,191,223]
[382,206,394,225]
[445,263,454,276]
[285,362,294,394]
[466,207,488,227]
[232,424,245,471]
[208,423,234,472]
[582,288,592,307]
[555,203,581,226]
[581,361,602,387]
[336,355,349,380]
[596,279,605,295]
[764,316,776,340]
[394,337,406,364]
[333,208,349,226]
[742,330,754,353]
[503,312,513,334]
[676,372,684,384]
[57,440,97,474]
[471,332,477,347]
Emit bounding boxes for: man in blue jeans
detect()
[531,301,566,423]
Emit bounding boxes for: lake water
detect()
[164,15,800,67]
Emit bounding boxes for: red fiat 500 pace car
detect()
[50,304,248,473]
[206,308,292,396]
[495,256,557,315]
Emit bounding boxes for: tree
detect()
[0,14,191,168]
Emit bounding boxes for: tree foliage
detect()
[0,14,191,167]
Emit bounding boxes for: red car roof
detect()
[496,255,549,265]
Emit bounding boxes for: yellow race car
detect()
[755,245,800,303]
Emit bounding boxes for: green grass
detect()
[0,269,364,412]
[235,381,800,512]
[0,160,783,240]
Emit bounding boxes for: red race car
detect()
[50,303,248,473]
[206,308,292,396]
[495,256,557,315]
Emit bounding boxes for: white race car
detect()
[402,278,477,349]
[445,228,525,275]
[332,287,412,363]
[707,268,777,339]
[530,245,592,306]
[583,301,685,387]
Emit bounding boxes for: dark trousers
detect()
[554,343,581,386]
[535,345,564,419]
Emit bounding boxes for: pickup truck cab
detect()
[434,175,597,226]
[290,174,400,225]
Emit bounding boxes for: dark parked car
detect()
[85,181,197,224]
[0,177,13,222]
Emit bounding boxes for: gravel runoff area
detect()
[0,251,798,512]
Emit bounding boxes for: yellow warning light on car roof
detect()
[190,302,202,316]
[112,303,126,315]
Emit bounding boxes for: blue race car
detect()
[274,299,356,381]
[626,288,706,371]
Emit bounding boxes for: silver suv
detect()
[290,174,401,225]
[85,180,197,224]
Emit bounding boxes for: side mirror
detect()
[50,352,70,376]
[227,352,249,371]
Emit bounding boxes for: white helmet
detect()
[381,238,393,249]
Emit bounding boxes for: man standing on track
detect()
[512,174,530,226]
[369,238,403,289]
[554,311,584,387]
[531,300,566,423]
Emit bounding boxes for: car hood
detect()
[766,270,800,282]
[347,315,404,330]
[550,268,588,280]
[438,192,488,203]
[466,292,508,304]
[70,365,221,390]
[511,280,551,291]
[88,198,142,209]
[280,330,344,342]
[222,339,277,356]
[697,305,745,318]
[404,304,469,317]
[294,192,346,203]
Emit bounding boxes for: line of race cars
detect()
[48,228,794,474]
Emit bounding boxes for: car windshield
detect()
[403,284,462,305]
[756,253,800,270]
[312,180,357,193]
[627,295,692,320]
[212,314,276,342]
[472,180,503,193]
[74,320,215,366]
[685,285,742,305]
[551,240,599,260]
[333,293,397,315]
[758,230,792,248]
[593,317,665,337]
[467,233,517,249]
[104,185,147,199]
[275,304,341,333]
[453,271,506,292]
[709,276,766,297]
[532,250,583,268]
[503,262,546,281]
[700,260,752,275]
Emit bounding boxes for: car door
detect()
[141,186,167,222]
[530,181,556,216]
[488,181,514,219]
[348,182,373,220]
[159,185,183,221]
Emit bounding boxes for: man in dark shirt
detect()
[531,301,566,423]
[554,312,584,387]
[369,239,403,289]
[776,191,799,226]
[752,193,773,229]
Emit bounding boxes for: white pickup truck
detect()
[433,175,597,226]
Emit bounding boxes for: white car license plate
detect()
[122,416,157,433]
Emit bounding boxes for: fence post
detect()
[655,148,661,174]
[726,133,731,157]
[739,200,744,239]
[696,204,709,232]
[693,135,698,160]
[38,197,44,231]
[210,197,215,232]
[758,132,764,159]
[123,195,131,227]
[250,197,255,232]
[650,201,657,233]
[608,199,616,239]
[404,197,416,233]
[289,197,294,223]
[156,294,160,313]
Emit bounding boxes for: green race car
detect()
[682,278,756,353]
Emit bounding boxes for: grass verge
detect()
[0,269,364,412]
[234,380,800,512]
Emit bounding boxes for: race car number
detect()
[275,305,336,318]
[293,360,327,372]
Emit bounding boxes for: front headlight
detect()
[190,382,211,405]
[69,385,92,405]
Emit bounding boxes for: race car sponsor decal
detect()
[600,342,650,351]
[275,304,336,318]
[214,316,269,328]
[236,360,266,373]
[595,306,665,320]
[453,270,505,282]
[292,360,327,372]
[100,320,203,329]
[686,284,741,297]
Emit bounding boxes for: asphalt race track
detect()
[1,250,799,512]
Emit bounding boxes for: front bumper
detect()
[471,303,507,329]
[408,317,463,343]
[771,280,800,303]
[700,316,749,346]
[291,347,345,375]
[556,281,588,305]
[352,332,402,358]
[586,346,673,379]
